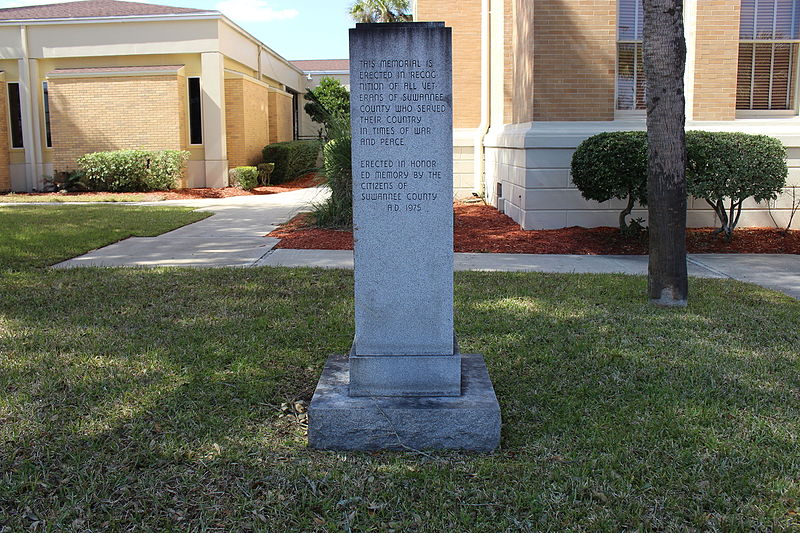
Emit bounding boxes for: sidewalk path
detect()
[257,249,800,300]
[53,187,328,268]
[50,188,799,299]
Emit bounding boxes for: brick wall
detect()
[0,81,10,191]
[415,0,482,129]
[512,0,534,124]
[267,90,294,144]
[693,0,740,120]
[225,77,270,167]
[49,75,183,170]
[533,0,616,121]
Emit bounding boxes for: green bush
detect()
[229,166,259,190]
[257,163,275,186]
[312,117,352,228]
[262,140,321,184]
[570,131,648,230]
[77,149,188,192]
[686,131,787,241]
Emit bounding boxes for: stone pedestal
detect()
[309,354,500,452]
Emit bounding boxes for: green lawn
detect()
[0,193,163,203]
[0,205,209,270]
[1,265,798,531]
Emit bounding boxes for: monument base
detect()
[308,353,501,452]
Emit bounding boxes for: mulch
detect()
[0,173,322,202]
[269,201,800,255]
[159,173,321,200]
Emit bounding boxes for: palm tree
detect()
[349,0,412,23]
[642,0,688,306]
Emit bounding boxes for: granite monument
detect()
[308,22,500,452]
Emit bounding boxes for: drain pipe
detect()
[473,0,491,199]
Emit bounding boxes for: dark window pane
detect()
[188,77,202,145]
[43,81,52,148]
[8,83,23,148]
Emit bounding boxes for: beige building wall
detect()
[267,89,294,144]
[49,73,185,171]
[0,79,9,191]
[225,76,270,167]
[416,0,482,129]
[511,0,534,124]
[693,0,740,121]
[533,0,616,121]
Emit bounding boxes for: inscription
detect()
[355,53,448,214]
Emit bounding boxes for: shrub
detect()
[312,117,352,228]
[262,140,322,184]
[77,149,188,192]
[686,131,787,241]
[257,163,275,186]
[229,166,259,190]
[570,131,648,230]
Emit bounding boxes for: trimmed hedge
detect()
[570,130,788,238]
[229,166,259,190]
[77,149,188,192]
[686,130,787,240]
[262,140,321,184]
[571,131,648,230]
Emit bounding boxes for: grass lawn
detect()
[1,266,798,531]
[0,193,161,203]
[0,205,210,270]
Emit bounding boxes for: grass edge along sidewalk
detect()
[0,267,798,531]
[0,204,210,270]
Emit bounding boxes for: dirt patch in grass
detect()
[0,174,321,203]
[269,201,800,254]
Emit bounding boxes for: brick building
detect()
[415,0,800,229]
[291,59,350,140]
[0,0,304,192]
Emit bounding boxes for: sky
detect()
[0,0,356,60]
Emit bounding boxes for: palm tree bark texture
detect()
[643,0,689,307]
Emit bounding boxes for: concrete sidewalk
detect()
[256,249,800,300]
[53,187,328,268]
[49,187,800,299]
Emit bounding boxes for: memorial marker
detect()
[309,22,500,452]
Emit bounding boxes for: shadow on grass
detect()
[0,268,798,531]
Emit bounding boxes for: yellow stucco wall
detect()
[49,73,185,171]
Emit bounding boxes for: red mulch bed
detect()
[0,173,321,201]
[160,173,321,200]
[269,202,800,255]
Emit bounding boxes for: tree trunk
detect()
[643,0,688,307]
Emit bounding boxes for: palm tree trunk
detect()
[643,0,688,307]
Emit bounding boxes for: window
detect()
[8,82,23,148]
[737,0,800,111]
[617,0,645,111]
[188,77,202,145]
[42,81,52,148]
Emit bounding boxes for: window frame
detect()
[42,80,52,149]
[615,0,646,116]
[7,82,24,149]
[736,0,800,117]
[187,76,203,146]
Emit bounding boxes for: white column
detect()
[683,0,698,121]
[201,51,228,187]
